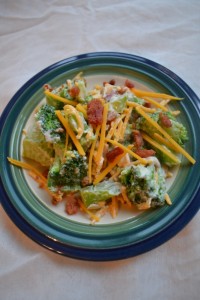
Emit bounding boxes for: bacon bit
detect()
[42,169,49,178]
[65,193,79,215]
[43,84,53,91]
[87,99,104,126]
[135,149,156,158]
[109,79,116,85]
[144,102,152,108]
[118,87,127,95]
[133,130,144,149]
[159,113,172,128]
[103,79,115,86]
[107,111,118,123]
[106,147,124,162]
[69,86,80,98]
[125,79,134,89]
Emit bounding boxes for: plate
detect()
[0,52,200,261]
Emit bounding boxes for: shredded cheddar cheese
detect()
[88,125,101,183]
[109,196,118,218]
[106,114,126,140]
[153,133,178,152]
[78,200,100,222]
[76,103,88,119]
[143,97,168,111]
[114,119,124,141]
[7,157,47,182]
[120,107,133,141]
[105,138,147,165]
[165,193,172,205]
[55,110,85,156]
[141,133,180,164]
[136,106,196,164]
[127,101,156,113]
[95,103,109,166]
[7,158,62,202]
[93,152,125,185]
[121,186,132,207]
[131,88,183,100]
[64,105,84,139]
[44,90,78,106]
[171,110,181,116]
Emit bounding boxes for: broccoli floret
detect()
[165,119,188,146]
[119,163,166,209]
[35,104,65,143]
[47,150,88,192]
[136,111,188,146]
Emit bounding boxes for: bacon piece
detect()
[133,130,144,149]
[159,113,172,128]
[125,79,134,89]
[118,87,127,95]
[144,102,152,108]
[103,79,116,86]
[109,79,116,85]
[135,149,156,158]
[69,86,80,98]
[106,147,124,162]
[43,84,53,91]
[87,99,104,126]
[65,193,79,215]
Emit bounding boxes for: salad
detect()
[8,73,196,223]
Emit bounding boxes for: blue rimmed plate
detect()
[0,52,199,261]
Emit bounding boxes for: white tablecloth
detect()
[0,1,199,299]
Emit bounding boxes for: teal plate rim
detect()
[0,52,200,261]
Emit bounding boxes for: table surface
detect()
[0,1,199,299]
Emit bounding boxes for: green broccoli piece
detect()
[136,111,188,146]
[165,119,188,146]
[120,164,166,209]
[47,150,88,192]
[35,104,65,143]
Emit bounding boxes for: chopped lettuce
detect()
[80,181,121,207]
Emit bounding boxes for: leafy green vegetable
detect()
[23,124,54,167]
[80,181,121,207]
[154,146,180,167]
[109,90,144,113]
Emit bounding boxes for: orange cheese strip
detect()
[55,110,85,156]
[136,106,195,164]
[131,88,183,100]
[45,90,78,106]
[105,138,147,165]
